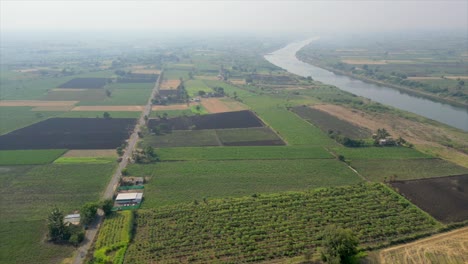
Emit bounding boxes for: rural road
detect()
[72,73,161,264]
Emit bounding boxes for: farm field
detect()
[185,79,213,97]
[58,78,109,89]
[141,126,284,148]
[62,149,117,157]
[0,163,115,264]
[147,110,264,130]
[126,159,362,207]
[0,117,136,149]
[58,110,141,118]
[390,174,468,223]
[201,98,248,113]
[53,156,115,164]
[124,183,439,263]
[0,149,66,165]
[0,106,63,135]
[156,146,333,161]
[159,79,181,90]
[351,158,468,182]
[292,105,371,139]
[379,226,468,264]
[331,146,431,160]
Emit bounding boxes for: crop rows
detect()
[124,183,439,263]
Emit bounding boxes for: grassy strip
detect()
[53,157,115,164]
[0,149,67,165]
[156,146,333,161]
[331,146,431,160]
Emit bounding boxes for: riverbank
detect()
[296,53,468,109]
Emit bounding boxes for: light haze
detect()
[1,1,467,33]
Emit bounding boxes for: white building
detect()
[115,192,143,204]
[64,214,80,226]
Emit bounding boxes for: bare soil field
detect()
[407,76,442,80]
[62,149,117,157]
[229,79,246,85]
[148,110,263,131]
[201,98,248,113]
[31,106,75,111]
[379,227,468,264]
[131,69,161,75]
[58,78,108,89]
[51,88,88,92]
[312,104,468,167]
[151,104,191,111]
[158,90,178,97]
[390,174,468,223]
[0,118,136,150]
[160,79,181,90]
[71,105,145,111]
[0,100,78,107]
[195,75,221,81]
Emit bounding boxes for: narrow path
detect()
[72,73,162,264]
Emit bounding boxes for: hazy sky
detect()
[1,1,467,33]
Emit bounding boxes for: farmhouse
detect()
[64,214,80,226]
[115,192,143,205]
[121,176,144,186]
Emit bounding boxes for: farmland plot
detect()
[124,184,439,263]
[147,110,264,130]
[292,105,371,139]
[58,78,109,89]
[0,118,136,149]
[390,174,468,223]
[216,127,285,146]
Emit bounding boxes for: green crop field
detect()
[0,149,66,165]
[0,163,115,264]
[141,130,221,148]
[124,183,439,263]
[77,88,152,106]
[332,146,431,160]
[156,146,333,161]
[53,157,115,164]
[164,69,190,80]
[351,158,468,182]
[127,159,362,207]
[216,127,282,143]
[0,107,63,135]
[185,79,213,97]
[43,89,107,101]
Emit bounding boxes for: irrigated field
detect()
[147,110,263,130]
[390,174,468,223]
[124,183,439,263]
[126,159,362,207]
[0,118,136,149]
[0,149,66,165]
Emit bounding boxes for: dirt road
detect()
[72,73,161,264]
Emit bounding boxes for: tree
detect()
[80,202,99,226]
[47,206,66,242]
[195,105,201,111]
[100,199,114,216]
[321,225,359,264]
[103,112,111,119]
[105,89,112,97]
[198,90,206,96]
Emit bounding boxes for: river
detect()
[264,40,468,132]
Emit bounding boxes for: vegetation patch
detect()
[124,183,439,263]
[141,130,221,148]
[0,117,136,150]
[331,146,431,160]
[156,146,333,161]
[390,174,468,223]
[351,158,468,182]
[127,159,362,207]
[216,127,285,146]
[0,149,66,165]
[53,157,114,164]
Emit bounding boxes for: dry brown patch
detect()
[0,100,78,107]
[379,227,468,264]
[201,98,248,113]
[71,106,145,112]
[312,104,468,167]
[445,76,468,80]
[230,79,246,85]
[407,77,441,80]
[160,79,181,90]
[63,149,117,157]
[151,104,190,111]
